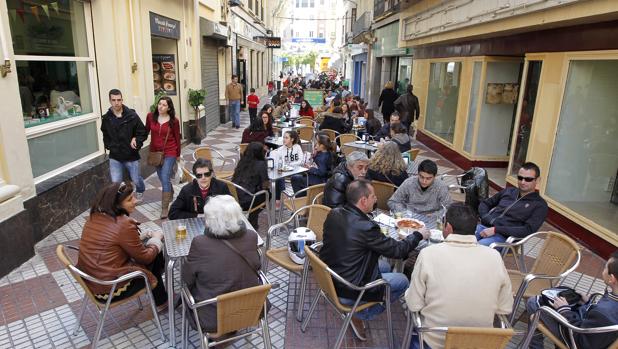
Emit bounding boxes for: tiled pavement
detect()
[0,96,609,349]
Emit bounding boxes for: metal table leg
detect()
[166,258,177,347]
[270,179,277,224]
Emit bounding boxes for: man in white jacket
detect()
[405,203,513,349]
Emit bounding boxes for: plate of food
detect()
[280,166,295,172]
[395,218,425,230]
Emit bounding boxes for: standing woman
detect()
[146,96,181,219]
[378,81,398,124]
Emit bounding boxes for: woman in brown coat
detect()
[76,182,167,308]
[181,195,261,332]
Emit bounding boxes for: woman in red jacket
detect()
[299,99,315,118]
[146,96,181,218]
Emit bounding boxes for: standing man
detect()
[100,89,147,199]
[394,84,420,132]
[225,75,243,129]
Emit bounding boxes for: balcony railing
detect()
[352,11,372,38]
[374,0,401,19]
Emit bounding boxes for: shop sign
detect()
[150,12,180,40]
[200,18,228,41]
[255,36,281,48]
[153,54,177,96]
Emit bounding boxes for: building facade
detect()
[400,0,618,256]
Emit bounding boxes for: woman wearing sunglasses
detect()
[168,159,231,220]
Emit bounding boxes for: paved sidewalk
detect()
[0,97,609,348]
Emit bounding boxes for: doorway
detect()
[237,59,247,108]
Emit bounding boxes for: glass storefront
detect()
[397,57,412,95]
[464,62,482,153]
[546,60,618,233]
[425,61,461,143]
[511,61,542,174]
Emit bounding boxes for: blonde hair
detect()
[384,81,394,89]
[369,142,407,176]
[203,195,245,236]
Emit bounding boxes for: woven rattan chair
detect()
[181,166,195,183]
[56,245,166,348]
[218,178,271,228]
[401,310,514,349]
[521,305,618,349]
[372,180,397,211]
[180,271,272,349]
[312,191,324,205]
[301,244,395,349]
[238,143,248,158]
[193,146,235,180]
[320,128,338,142]
[298,117,315,127]
[409,148,421,161]
[279,183,325,222]
[490,231,581,325]
[298,125,315,142]
[336,133,361,156]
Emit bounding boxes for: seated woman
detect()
[364,109,382,137]
[168,159,231,220]
[260,103,274,120]
[181,195,261,333]
[299,99,314,118]
[390,122,412,153]
[368,141,409,187]
[291,133,336,195]
[270,130,304,205]
[272,99,289,121]
[76,182,167,309]
[241,112,273,144]
[232,142,269,229]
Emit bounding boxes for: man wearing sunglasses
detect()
[168,159,231,220]
[476,162,548,246]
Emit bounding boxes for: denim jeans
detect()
[275,178,285,200]
[156,156,177,193]
[409,335,432,349]
[229,100,241,127]
[475,224,507,247]
[109,158,145,193]
[339,260,409,321]
[526,296,564,349]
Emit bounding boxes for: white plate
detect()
[395,218,425,230]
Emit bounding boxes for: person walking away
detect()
[146,96,181,218]
[100,89,147,200]
[225,75,243,129]
[247,88,259,123]
[394,84,420,133]
[378,81,398,124]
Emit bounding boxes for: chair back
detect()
[530,232,580,283]
[298,118,314,127]
[409,148,421,161]
[321,128,337,142]
[312,192,324,205]
[306,183,326,203]
[444,327,514,349]
[56,245,101,307]
[194,147,213,161]
[239,143,248,156]
[336,133,360,145]
[182,167,195,183]
[372,180,397,211]
[218,178,240,202]
[298,126,315,142]
[213,284,272,337]
[304,246,345,311]
[306,204,331,241]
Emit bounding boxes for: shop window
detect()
[511,61,542,173]
[397,57,412,95]
[546,60,618,233]
[425,62,461,143]
[464,62,482,153]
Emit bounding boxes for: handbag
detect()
[147,126,170,167]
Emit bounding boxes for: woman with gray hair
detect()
[181,195,261,333]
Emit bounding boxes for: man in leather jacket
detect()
[323,151,370,208]
[321,179,429,338]
[476,162,548,246]
[393,84,420,131]
[168,159,231,220]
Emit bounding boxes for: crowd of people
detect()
[78,80,616,349]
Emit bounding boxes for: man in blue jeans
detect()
[476,162,548,246]
[320,179,428,340]
[225,75,243,129]
[100,89,147,198]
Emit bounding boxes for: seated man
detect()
[388,159,451,215]
[406,203,513,349]
[321,179,428,339]
[476,162,548,246]
[323,151,370,208]
[375,112,401,140]
[526,251,618,349]
[168,159,231,220]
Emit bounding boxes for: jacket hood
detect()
[323,112,345,119]
[105,105,138,120]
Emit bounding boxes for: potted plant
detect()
[187,88,207,144]
[150,90,167,112]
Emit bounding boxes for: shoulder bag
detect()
[147,125,170,167]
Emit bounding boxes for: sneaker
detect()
[135,192,144,201]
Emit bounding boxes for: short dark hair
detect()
[444,203,478,235]
[333,106,343,114]
[250,88,255,93]
[390,112,400,120]
[193,158,213,175]
[232,74,238,79]
[109,89,122,99]
[418,159,438,176]
[346,179,373,205]
[608,251,618,279]
[90,182,134,218]
[390,123,407,134]
[521,162,541,178]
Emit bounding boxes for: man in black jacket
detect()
[100,89,147,198]
[321,179,428,339]
[323,151,370,208]
[393,84,420,131]
[168,159,231,220]
[476,162,548,246]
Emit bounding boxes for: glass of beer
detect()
[176,224,187,239]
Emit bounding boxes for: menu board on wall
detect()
[153,54,177,96]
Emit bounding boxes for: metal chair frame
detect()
[193,146,236,178]
[300,243,395,349]
[521,305,618,349]
[56,245,166,348]
[312,192,324,205]
[218,178,271,228]
[490,232,581,325]
[278,183,325,223]
[180,271,272,349]
[320,128,339,142]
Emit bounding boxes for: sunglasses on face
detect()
[517,175,536,182]
[195,172,212,178]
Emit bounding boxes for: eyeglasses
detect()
[517,175,536,182]
[195,172,212,178]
